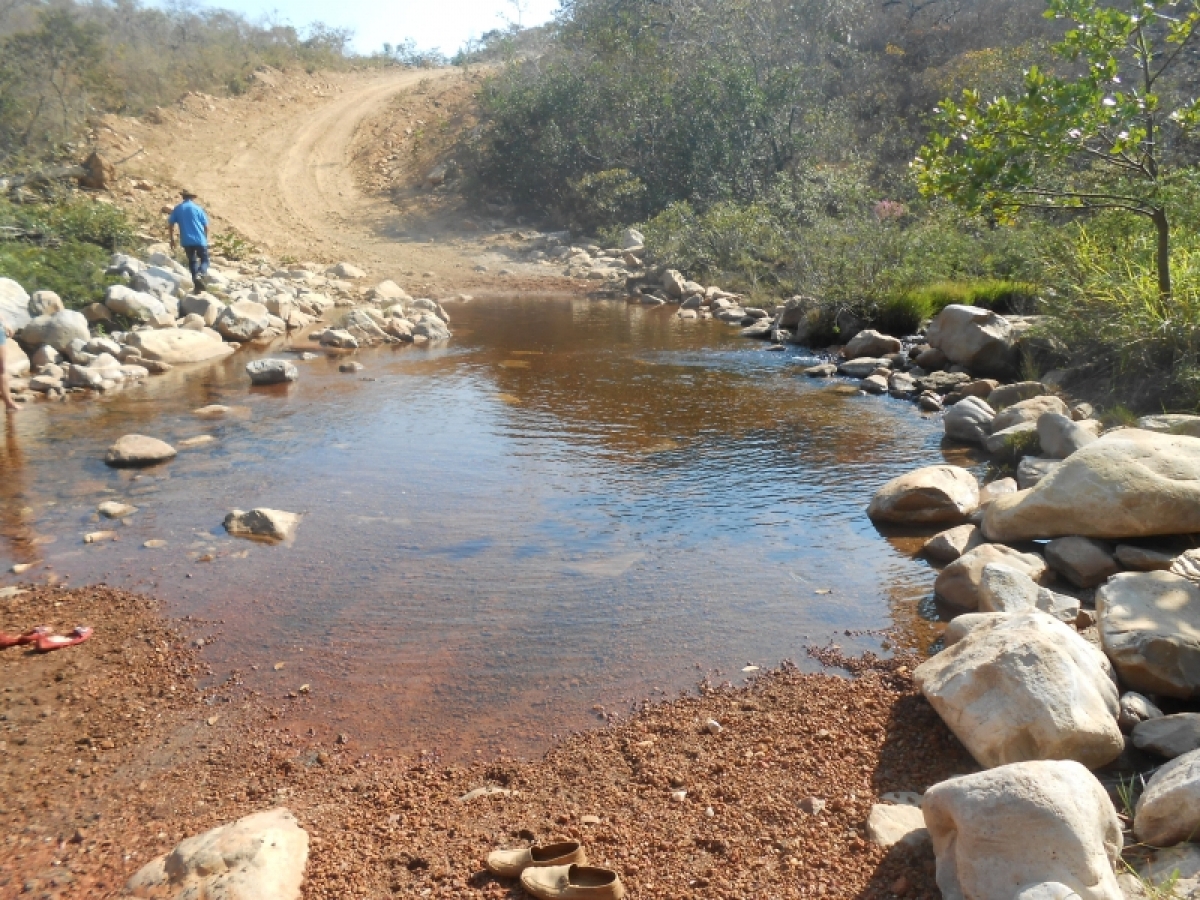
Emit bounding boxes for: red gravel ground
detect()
[1,587,978,899]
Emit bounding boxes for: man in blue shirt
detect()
[167,189,210,293]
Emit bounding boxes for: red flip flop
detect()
[34,626,93,653]
[0,626,51,649]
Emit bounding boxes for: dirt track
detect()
[118,67,576,295]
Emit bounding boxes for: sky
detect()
[177,0,561,56]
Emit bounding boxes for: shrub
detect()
[897,280,1040,318]
[873,293,931,337]
[0,194,132,308]
[1039,224,1200,411]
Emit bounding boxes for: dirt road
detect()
[120,67,573,294]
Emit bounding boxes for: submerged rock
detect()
[224,508,301,542]
[104,435,177,467]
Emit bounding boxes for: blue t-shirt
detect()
[168,200,209,247]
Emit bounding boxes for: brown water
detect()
[0,297,976,758]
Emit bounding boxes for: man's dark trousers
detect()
[183,245,209,289]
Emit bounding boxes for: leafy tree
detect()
[0,9,106,152]
[915,0,1200,297]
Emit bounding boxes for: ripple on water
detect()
[0,296,980,757]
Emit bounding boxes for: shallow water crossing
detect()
[0,297,975,757]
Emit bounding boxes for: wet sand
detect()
[0,586,975,899]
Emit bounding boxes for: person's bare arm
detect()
[168,220,177,250]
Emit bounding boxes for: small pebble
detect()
[799,796,826,815]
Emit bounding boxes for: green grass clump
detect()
[898,279,1039,318]
[866,279,1039,337]
[0,194,133,308]
[1041,224,1200,412]
[873,292,930,336]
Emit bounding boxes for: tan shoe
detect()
[520,863,625,899]
[484,841,586,878]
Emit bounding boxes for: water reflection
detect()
[0,297,980,757]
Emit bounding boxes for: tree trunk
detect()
[1153,206,1171,299]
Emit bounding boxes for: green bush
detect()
[1039,222,1200,411]
[873,293,931,336]
[0,241,117,308]
[0,194,132,308]
[895,280,1040,319]
[566,169,647,232]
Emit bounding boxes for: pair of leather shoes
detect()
[484,840,625,899]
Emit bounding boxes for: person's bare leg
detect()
[0,350,19,413]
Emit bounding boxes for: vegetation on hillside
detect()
[0,191,132,307]
[0,0,433,170]
[465,0,1200,410]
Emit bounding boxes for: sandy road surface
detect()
[157,70,452,270]
[134,68,570,293]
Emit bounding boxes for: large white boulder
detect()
[126,807,308,900]
[914,610,1123,769]
[935,543,1048,611]
[991,395,1070,432]
[126,329,234,365]
[923,760,1123,900]
[216,300,271,341]
[106,284,168,321]
[925,304,1015,377]
[18,309,90,352]
[867,465,979,526]
[0,278,31,332]
[983,430,1200,541]
[1096,571,1200,699]
[1134,748,1200,848]
[944,396,995,444]
[844,329,901,358]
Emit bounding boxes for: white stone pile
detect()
[865,405,1200,898]
[523,227,646,284]
[0,249,452,405]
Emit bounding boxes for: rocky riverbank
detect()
[0,248,455,408]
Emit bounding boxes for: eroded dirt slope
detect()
[93,66,577,296]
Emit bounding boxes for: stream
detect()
[0,296,980,757]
